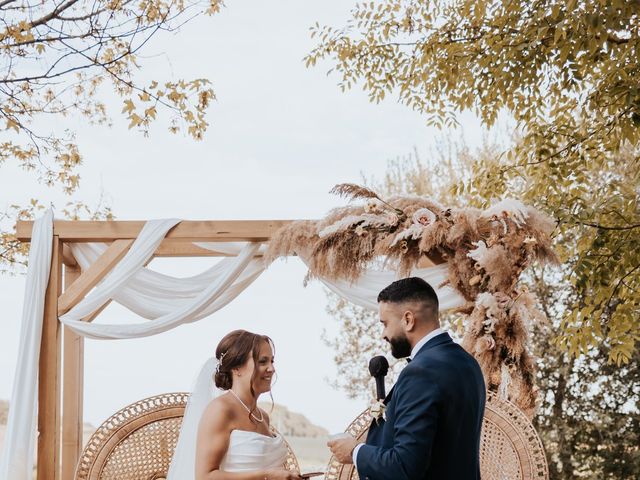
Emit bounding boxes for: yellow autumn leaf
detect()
[122,99,135,114]
[127,113,142,129]
[144,106,157,119]
[6,118,19,132]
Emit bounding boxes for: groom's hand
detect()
[327,436,358,464]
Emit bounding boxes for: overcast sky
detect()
[0,1,491,434]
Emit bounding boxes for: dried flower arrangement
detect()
[267,184,558,416]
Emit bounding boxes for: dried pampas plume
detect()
[329,183,382,202]
[330,184,406,218]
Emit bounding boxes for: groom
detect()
[328,277,486,480]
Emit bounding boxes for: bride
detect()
[167,330,303,480]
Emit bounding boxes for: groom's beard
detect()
[387,334,412,359]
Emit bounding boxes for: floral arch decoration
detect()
[267,184,558,416]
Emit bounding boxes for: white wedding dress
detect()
[220,429,287,472]
[166,358,288,479]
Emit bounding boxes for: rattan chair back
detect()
[75,392,300,480]
[325,391,549,480]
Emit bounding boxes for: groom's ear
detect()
[402,309,417,332]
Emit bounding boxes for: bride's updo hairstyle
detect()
[214,329,274,392]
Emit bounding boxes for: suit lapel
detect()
[383,385,395,405]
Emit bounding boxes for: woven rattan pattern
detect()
[325,391,549,480]
[75,392,300,480]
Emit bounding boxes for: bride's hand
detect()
[264,468,303,480]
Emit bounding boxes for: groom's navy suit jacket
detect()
[356,332,486,480]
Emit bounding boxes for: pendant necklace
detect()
[229,389,265,423]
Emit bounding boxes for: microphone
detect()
[368,356,389,400]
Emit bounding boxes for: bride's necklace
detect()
[229,389,265,423]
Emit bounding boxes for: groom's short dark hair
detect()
[377,277,439,312]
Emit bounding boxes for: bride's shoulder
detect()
[200,393,236,426]
[207,392,235,412]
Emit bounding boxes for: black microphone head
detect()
[369,355,389,377]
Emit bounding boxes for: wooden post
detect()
[61,264,83,480]
[37,237,63,480]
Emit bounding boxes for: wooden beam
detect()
[37,237,62,480]
[61,244,78,268]
[61,266,83,480]
[154,241,238,257]
[57,239,134,316]
[16,220,295,242]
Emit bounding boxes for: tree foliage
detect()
[323,146,639,478]
[308,0,640,363]
[0,0,221,269]
[530,263,640,479]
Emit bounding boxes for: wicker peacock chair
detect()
[76,391,548,480]
[74,392,300,480]
[325,390,549,480]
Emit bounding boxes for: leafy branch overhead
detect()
[307,0,640,364]
[0,0,222,195]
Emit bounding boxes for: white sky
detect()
[0,1,489,433]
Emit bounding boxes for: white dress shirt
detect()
[351,328,446,466]
[409,327,443,360]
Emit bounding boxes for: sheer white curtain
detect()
[198,242,464,311]
[0,210,53,480]
[0,213,465,480]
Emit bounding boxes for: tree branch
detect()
[577,221,640,231]
[29,0,83,29]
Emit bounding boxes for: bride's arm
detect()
[195,400,298,480]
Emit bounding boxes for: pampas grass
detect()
[268,185,558,417]
[329,183,382,202]
[461,290,542,415]
[265,220,318,264]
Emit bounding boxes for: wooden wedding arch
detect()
[19,211,548,480]
[15,219,370,480]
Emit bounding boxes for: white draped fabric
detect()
[0,213,466,479]
[0,210,53,480]
[196,241,464,311]
[311,262,461,311]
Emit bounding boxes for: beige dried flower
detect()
[482,335,496,350]
[412,208,436,226]
[364,200,382,214]
[355,225,367,236]
[386,212,400,226]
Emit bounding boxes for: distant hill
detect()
[0,400,8,424]
[0,399,6,449]
[259,402,329,438]
[1,399,332,470]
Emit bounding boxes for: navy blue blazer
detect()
[356,332,486,480]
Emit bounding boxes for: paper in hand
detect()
[300,472,324,479]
